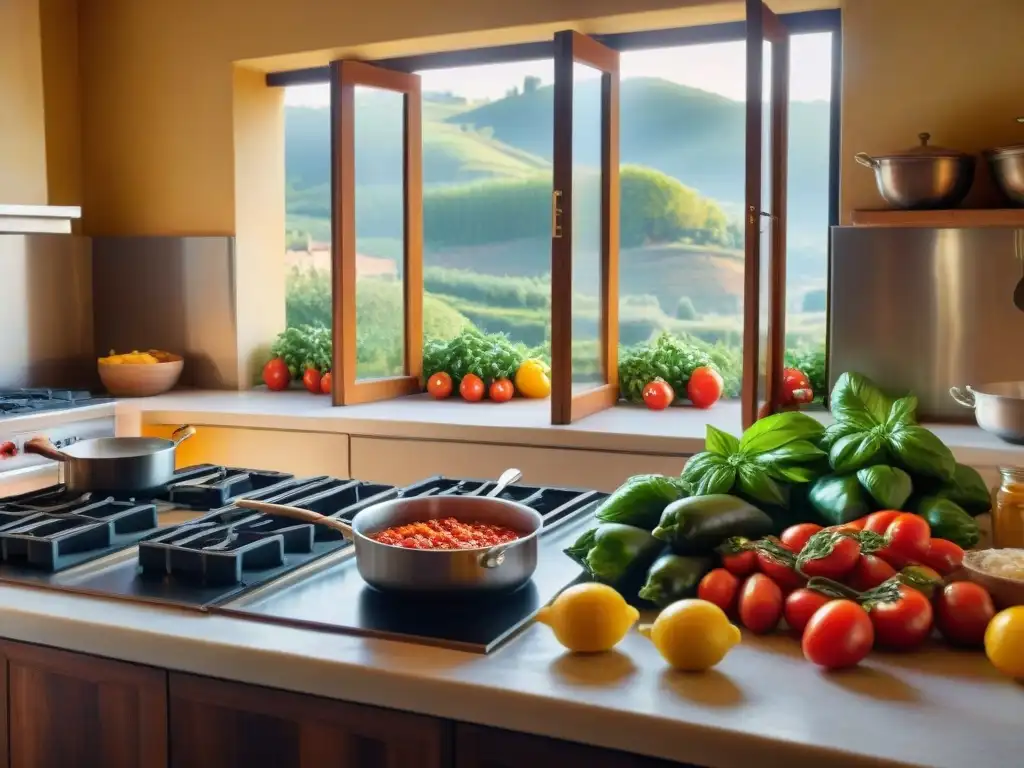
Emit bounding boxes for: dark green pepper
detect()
[808,474,871,526]
[637,553,713,608]
[934,464,992,515]
[652,494,773,555]
[915,496,980,549]
[594,474,687,530]
[564,523,663,585]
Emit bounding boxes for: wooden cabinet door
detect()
[169,673,449,768]
[3,641,168,768]
[455,723,689,768]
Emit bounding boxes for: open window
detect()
[742,0,790,428]
[330,60,424,405]
[550,31,621,425]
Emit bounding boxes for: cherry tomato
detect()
[797,533,861,580]
[320,371,332,394]
[802,600,874,669]
[642,379,674,411]
[686,366,724,409]
[844,517,868,532]
[738,573,784,634]
[262,358,291,391]
[781,368,813,406]
[722,548,758,577]
[919,538,965,576]
[899,564,943,599]
[862,510,903,536]
[459,374,485,402]
[934,582,995,647]
[489,378,514,403]
[302,368,321,394]
[780,523,823,553]
[784,588,832,637]
[755,551,806,592]
[698,568,740,614]
[885,514,931,562]
[846,554,897,592]
[870,584,933,651]
[427,372,453,399]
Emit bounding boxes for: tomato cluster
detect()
[262,358,333,395]
[700,513,997,670]
[426,372,515,403]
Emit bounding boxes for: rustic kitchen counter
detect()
[0,582,1017,768]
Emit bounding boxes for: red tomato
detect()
[780,523,823,553]
[698,568,740,614]
[844,518,868,531]
[934,582,995,647]
[489,378,514,403]
[738,573,784,634]
[846,554,897,592]
[755,551,807,592]
[802,600,874,670]
[686,367,724,409]
[797,533,861,580]
[870,584,934,651]
[262,358,291,391]
[320,371,332,394]
[781,368,813,406]
[722,549,758,577]
[459,374,485,402]
[885,514,931,562]
[427,372,453,399]
[784,588,832,637]
[862,510,903,536]
[899,564,944,599]
[302,368,321,394]
[919,538,965,576]
[642,379,674,410]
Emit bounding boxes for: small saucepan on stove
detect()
[236,468,542,593]
[22,425,196,495]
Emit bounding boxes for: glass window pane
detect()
[572,62,604,388]
[354,85,406,380]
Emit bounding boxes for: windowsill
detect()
[114,388,1024,466]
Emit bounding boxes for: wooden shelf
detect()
[851,208,1024,228]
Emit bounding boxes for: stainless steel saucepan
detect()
[23,425,196,494]
[951,384,1024,444]
[236,468,542,593]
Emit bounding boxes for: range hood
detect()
[0,205,81,234]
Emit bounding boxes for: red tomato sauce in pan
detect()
[371,518,521,550]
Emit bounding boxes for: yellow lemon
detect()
[639,599,741,672]
[985,606,1024,679]
[515,359,552,399]
[536,583,639,653]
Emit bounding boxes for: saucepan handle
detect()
[171,424,197,447]
[949,386,977,409]
[22,437,70,462]
[854,152,879,169]
[478,538,527,569]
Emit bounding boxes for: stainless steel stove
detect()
[0,389,114,418]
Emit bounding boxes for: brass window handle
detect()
[552,189,563,239]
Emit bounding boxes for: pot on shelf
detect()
[984,118,1024,206]
[950,384,1024,444]
[856,132,975,209]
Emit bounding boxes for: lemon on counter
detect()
[536,583,639,653]
[515,358,552,399]
[985,606,1024,679]
[639,599,741,672]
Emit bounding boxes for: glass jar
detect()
[994,467,1024,548]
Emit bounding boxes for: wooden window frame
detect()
[741,0,790,429]
[550,31,621,426]
[330,60,424,406]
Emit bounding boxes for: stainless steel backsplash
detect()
[0,234,95,388]
[829,226,1024,420]
[91,237,240,389]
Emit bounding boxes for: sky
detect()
[284,32,832,107]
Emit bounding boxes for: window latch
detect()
[552,190,564,239]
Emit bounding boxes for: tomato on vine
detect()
[459,374,485,402]
[427,372,453,399]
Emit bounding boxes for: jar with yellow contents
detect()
[994,467,1024,547]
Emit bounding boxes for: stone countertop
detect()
[114,389,1024,467]
[0,583,1017,768]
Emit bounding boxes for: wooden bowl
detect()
[962,549,1024,609]
[98,355,183,397]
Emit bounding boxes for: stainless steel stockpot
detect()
[856,132,974,209]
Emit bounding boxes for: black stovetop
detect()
[0,388,115,416]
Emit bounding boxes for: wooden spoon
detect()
[234,500,353,539]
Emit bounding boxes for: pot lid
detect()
[874,132,970,160]
[984,118,1024,156]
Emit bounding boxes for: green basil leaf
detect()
[820,420,867,450]
[830,432,886,473]
[738,411,825,455]
[696,463,737,496]
[765,464,822,484]
[736,463,786,507]
[885,395,918,429]
[856,465,913,509]
[830,372,891,425]
[808,474,872,526]
[754,440,828,483]
[705,425,740,457]
[886,425,955,481]
[681,452,724,485]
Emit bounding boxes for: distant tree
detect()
[676,296,698,320]
[802,289,827,312]
[505,85,519,98]
[523,76,541,94]
[285,230,309,252]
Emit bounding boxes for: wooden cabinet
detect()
[1,641,167,768]
[454,723,685,768]
[168,673,450,768]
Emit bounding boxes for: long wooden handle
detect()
[22,437,69,462]
[235,499,353,539]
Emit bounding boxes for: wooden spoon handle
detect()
[234,499,353,539]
